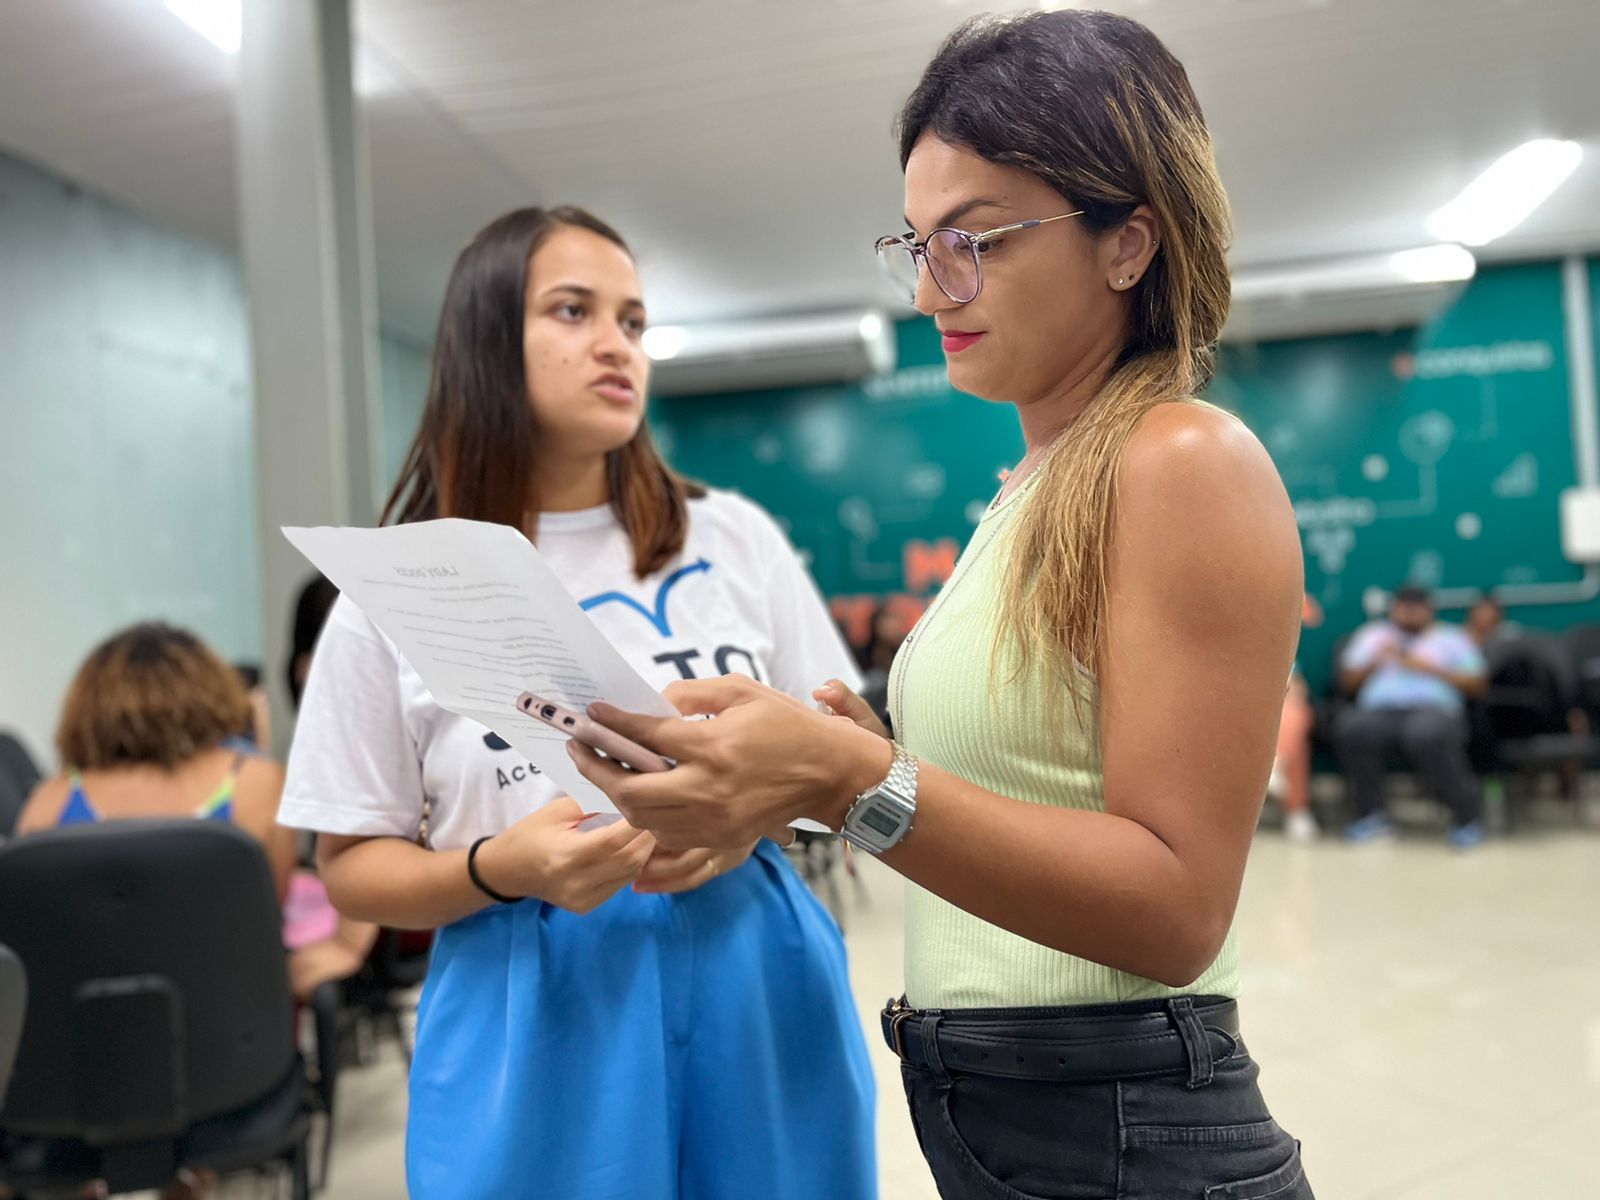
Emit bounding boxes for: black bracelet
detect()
[467,836,523,904]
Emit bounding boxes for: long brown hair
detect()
[897,11,1232,708]
[382,206,704,577]
[56,623,253,771]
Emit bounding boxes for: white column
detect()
[236,0,381,749]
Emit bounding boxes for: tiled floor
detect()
[223,815,1600,1199]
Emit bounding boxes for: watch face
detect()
[860,803,902,838]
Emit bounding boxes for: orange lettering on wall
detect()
[881,594,928,634]
[829,596,879,648]
[829,592,931,657]
[904,539,959,592]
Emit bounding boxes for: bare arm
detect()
[1341,660,1382,696]
[583,406,1304,987]
[880,406,1303,983]
[316,800,658,930]
[1443,669,1488,699]
[316,833,497,929]
[236,759,297,903]
[1402,656,1488,699]
[14,777,70,836]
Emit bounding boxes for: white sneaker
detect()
[1266,764,1287,802]
[1285,809,1319,843]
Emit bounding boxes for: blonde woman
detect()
[572,10,1312,1198]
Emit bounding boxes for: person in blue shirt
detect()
[1335,585,1488,847]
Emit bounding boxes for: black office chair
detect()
[0,772,27,844]
[337,928,432,1067]
[1483,635,1600,826]
[1311,634,1356,744]
[0,944,24,1112]
[302,926,432,1191]
[0,732,42,839]
[0,733,41,799]
[1562,624,1600,718]
[0,820,312,1198]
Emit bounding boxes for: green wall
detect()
[12,124,1585,743]
[653,259,1600,695]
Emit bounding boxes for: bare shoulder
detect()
[1112,402,1302,619]
[234,755,287,812]
[1119,403,1294,538]
[15,775,72,835]
[238,753,286,789]
[1121,402,1283,498]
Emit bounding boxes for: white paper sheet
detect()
[283,518,678,814]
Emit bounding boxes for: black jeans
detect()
[1334,705,1482,827]
[893,997,1311,1200]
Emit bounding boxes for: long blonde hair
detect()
[896,11,1233,715]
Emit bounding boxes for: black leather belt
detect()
[882,996,1242,1085]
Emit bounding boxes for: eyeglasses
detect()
[874,211,1084,305]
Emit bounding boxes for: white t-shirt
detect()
[279,490,861,852]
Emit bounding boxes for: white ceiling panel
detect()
[1,0,1596,342]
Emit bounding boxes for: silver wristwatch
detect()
[841,744,918,854]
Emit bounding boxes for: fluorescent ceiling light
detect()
[642,326,687,362]
[1426,138,1583,247]
[1388,243,1477,284]
[1232,243,1475,302]
[165,0,242,54]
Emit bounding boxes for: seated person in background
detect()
[231,661,272,752]
[1465,593,1521,651]
[275,588,385,991]
[855,599,915,731]
[1272,675,1317,841]
[1335,585,1488,848]
[17,626,373,1198]
[287,573,340,710]
[18,622,297,897]
[1269,594,1324,842]
[1466,595,1590,796]
[282,870,379,1002]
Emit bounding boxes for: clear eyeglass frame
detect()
[873,211,1085,304]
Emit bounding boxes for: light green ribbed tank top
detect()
[888,471,1241,1009]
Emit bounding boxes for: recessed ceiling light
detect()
[1426,138,1583,247]
[165,0,242,54]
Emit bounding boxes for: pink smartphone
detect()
[515,691,672,773]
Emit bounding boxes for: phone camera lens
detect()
[541,705,557,720]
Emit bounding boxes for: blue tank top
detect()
[57,752,244,827]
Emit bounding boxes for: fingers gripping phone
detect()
[515,692,672,774]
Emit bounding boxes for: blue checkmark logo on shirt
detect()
[579,559,712,638]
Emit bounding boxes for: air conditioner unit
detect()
[1224,244,1476,342]
[646,311,896,396]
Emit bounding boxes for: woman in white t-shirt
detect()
[279,206,876,1200]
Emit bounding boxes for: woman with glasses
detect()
[279,206,875,1199]
[571,11,1313,1198]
